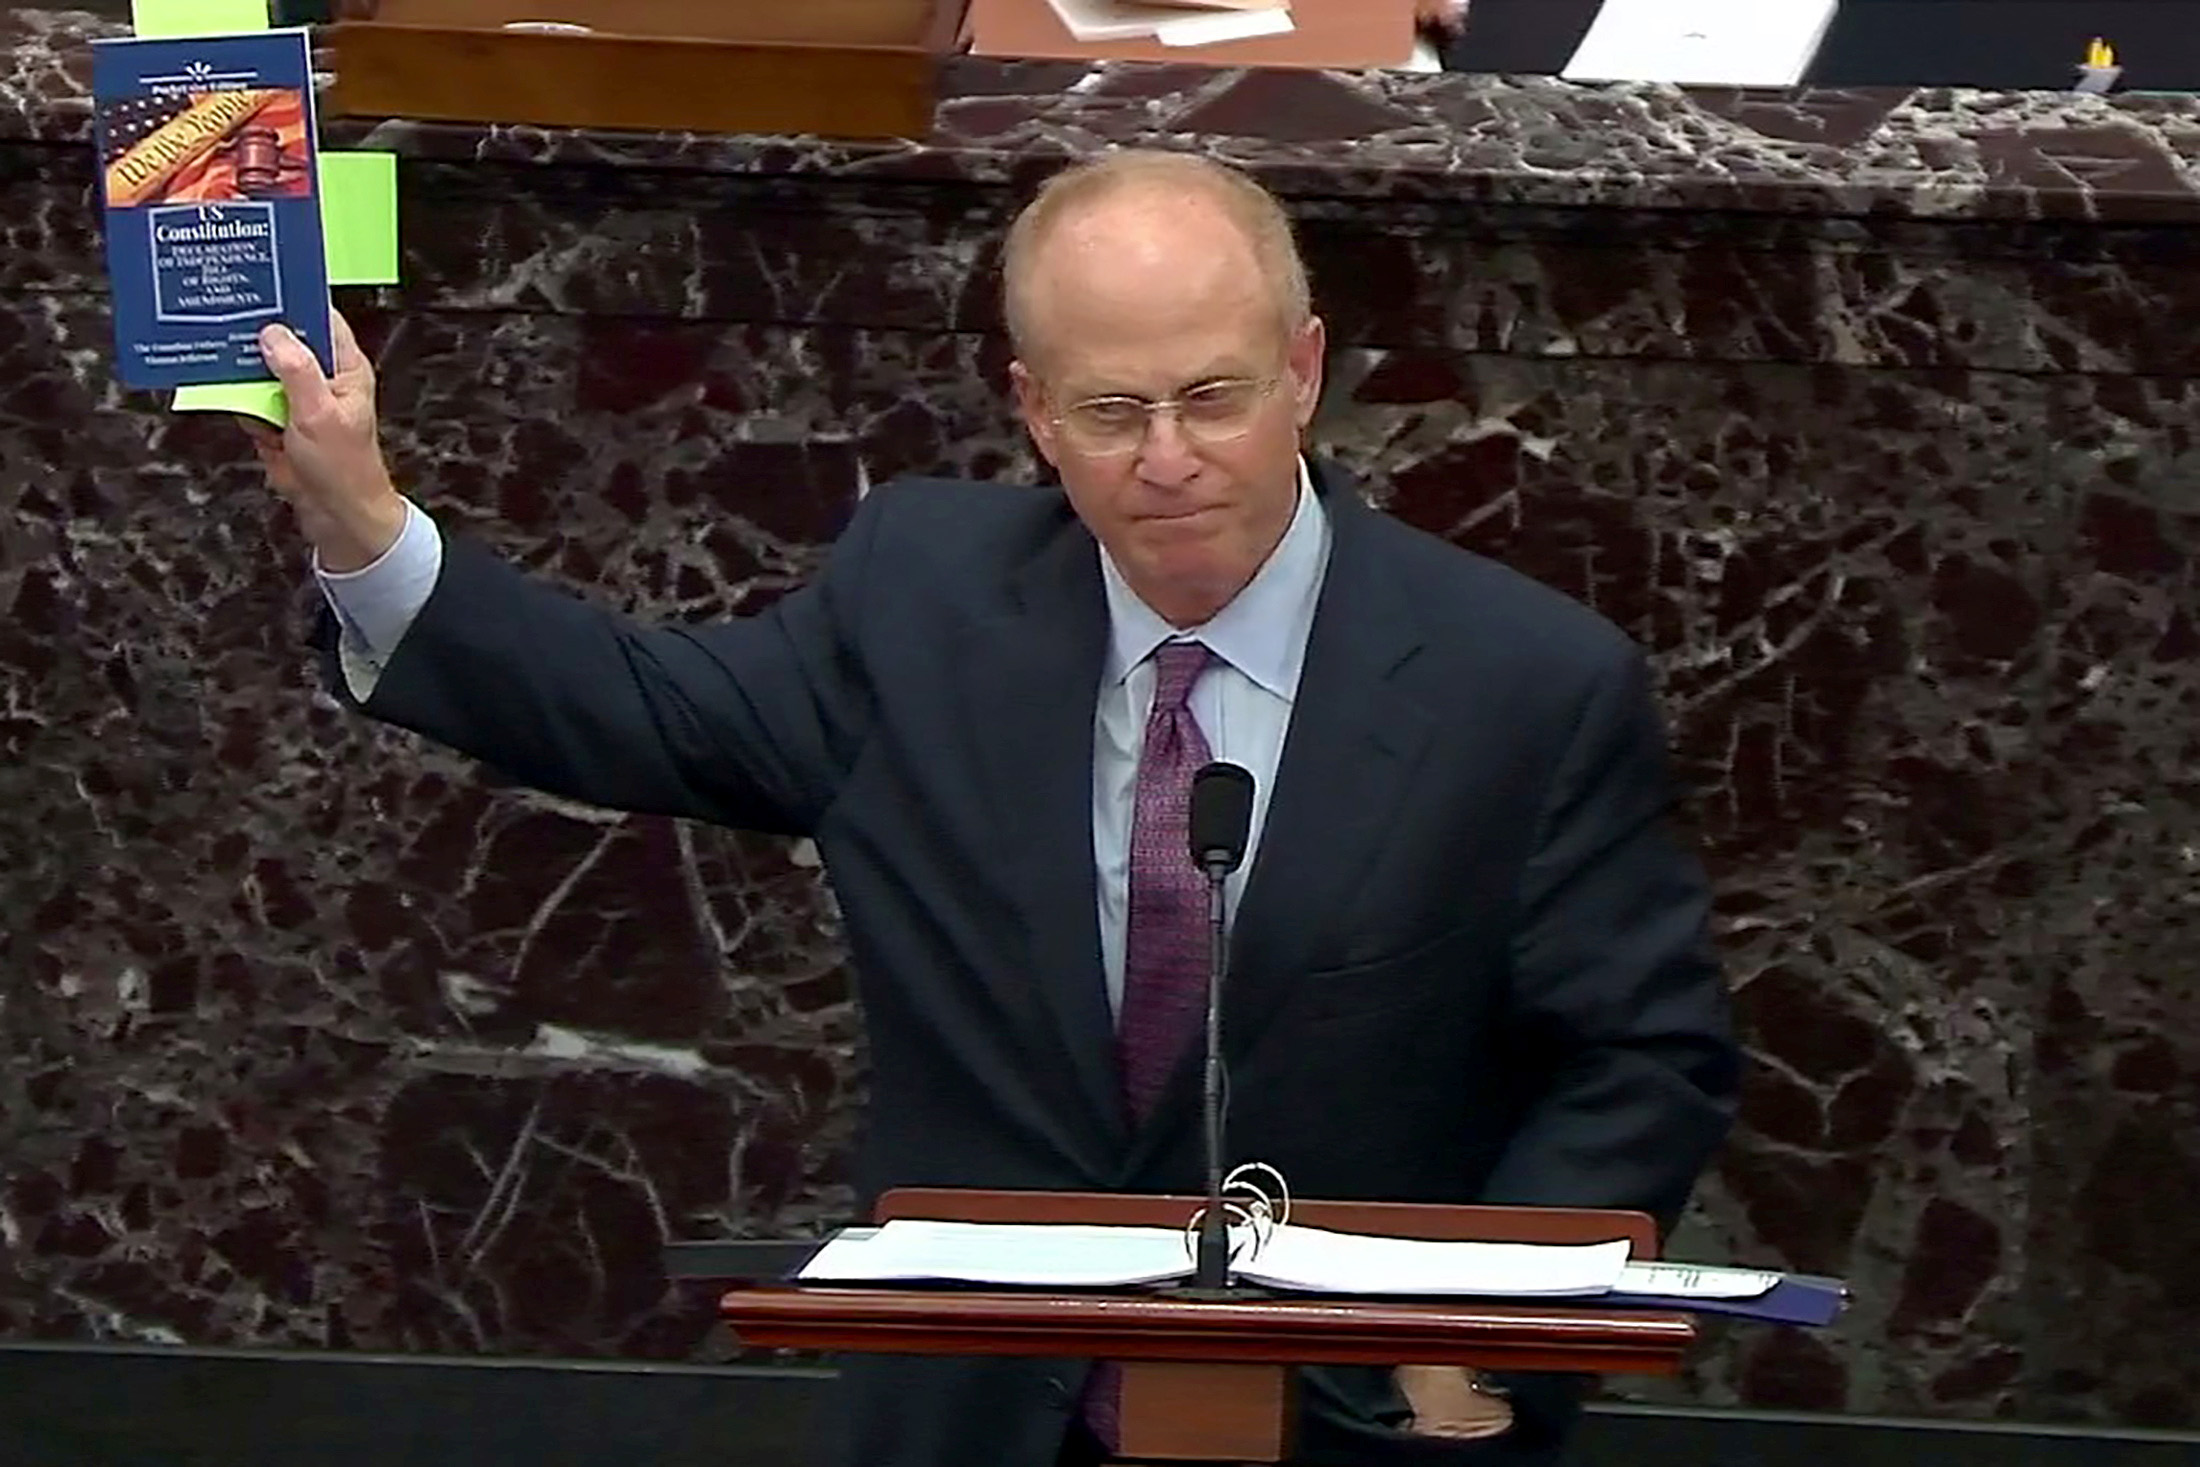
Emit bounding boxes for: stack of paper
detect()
[1233,1224,1631,1297]
[797,1219,1633,1297]
[1561,0,1839,88]
[800,1221,1195,1288]
[1046,0,1295,48]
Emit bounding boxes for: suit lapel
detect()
[959,514,1128,1164]
[1124,474,1433,1174]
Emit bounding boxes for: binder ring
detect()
[1180,1161,1292,1267]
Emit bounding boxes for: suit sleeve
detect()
[1484,640,1741,1230]
[322,488,888,838]
[1449,643,1738,1449]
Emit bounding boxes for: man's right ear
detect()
[1009,359,1061,469]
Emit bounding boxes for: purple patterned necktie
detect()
[1118,639,1219,1122]
[1085,639,1215,1453]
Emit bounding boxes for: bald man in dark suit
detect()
[245,150,1739,1467]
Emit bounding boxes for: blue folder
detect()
[1603,1272,1849,1328]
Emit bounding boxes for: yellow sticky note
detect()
[319,153,401,286]
[130,0,271,38]
[174,380,287,427]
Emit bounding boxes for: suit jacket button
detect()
[1042,1376,1070,1408]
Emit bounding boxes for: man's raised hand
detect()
[248,307,406,573]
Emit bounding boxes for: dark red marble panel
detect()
[2019,378,2200,1430]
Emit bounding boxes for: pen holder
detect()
[2073,62,2121,94]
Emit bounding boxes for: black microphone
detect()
[1190,762,1255,873]
[1187,761,1254,1293]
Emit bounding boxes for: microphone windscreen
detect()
[1189,761,1256,872]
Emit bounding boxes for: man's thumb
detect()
[259,323,333,420]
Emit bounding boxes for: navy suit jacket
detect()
[335,462,1740,1467]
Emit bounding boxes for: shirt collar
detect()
[1100,457,1331,699]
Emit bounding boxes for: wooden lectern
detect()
[719,1188,1694,1464]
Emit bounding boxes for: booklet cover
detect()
[91,26,332,390]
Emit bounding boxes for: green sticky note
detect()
[173,380,288,427]
[130,0,271,38]
[319,153,400,286]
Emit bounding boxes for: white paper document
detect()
[1235,1226,1629,1297]
[1044,0,1197,42]
[1044,0,1293,45]
[1156,7,1293,45]
[797,1218,1632,1297]
[1562,0,1838,87]
[799,1221,1196,1287]
[1617,1261,1780,1299]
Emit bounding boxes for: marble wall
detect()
[7,7,2200,1435]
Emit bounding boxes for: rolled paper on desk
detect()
[103,87,281,208]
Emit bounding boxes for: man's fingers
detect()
[329,306,369,381]
[250,436,300,497]
[259,321,337,422]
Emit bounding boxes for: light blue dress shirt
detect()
[315,496,442,700]
[314,461,1333,1017]
[1089,462,1329,1014]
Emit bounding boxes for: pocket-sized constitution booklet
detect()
[91,25,332,389]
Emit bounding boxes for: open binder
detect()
[701,1188,1848,1464]
[785,1217,1846,1325]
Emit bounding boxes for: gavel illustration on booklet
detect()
[103,87,310,210]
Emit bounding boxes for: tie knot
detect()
[1149,641,1212,712]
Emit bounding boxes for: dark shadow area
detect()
[5,1344,2198,1467]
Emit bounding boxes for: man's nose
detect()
[1134,408,1201,482]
